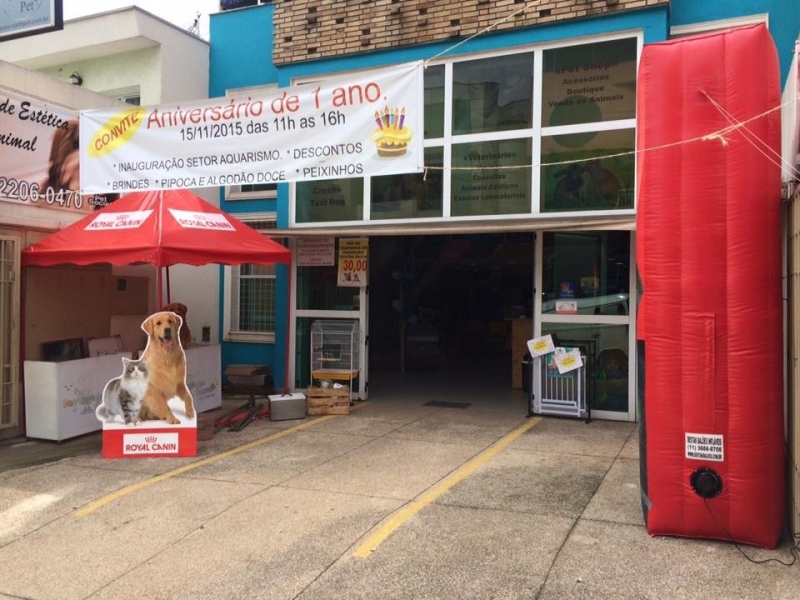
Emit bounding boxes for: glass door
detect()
[534,230,635,421]
[290,237,368,400]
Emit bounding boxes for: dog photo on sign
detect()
[135,311,195,425]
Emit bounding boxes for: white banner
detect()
[80,62,424,194]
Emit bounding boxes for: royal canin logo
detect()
[124,432,179,454]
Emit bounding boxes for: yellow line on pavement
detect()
[74,415,338,518]
[353,416,542,558]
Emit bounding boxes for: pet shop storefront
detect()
[280,33,640,421]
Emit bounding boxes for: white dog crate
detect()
[533,354,587,418]
[310,319,360,395]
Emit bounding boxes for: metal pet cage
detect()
[310,319,360,396]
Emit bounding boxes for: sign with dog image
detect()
[96,310,198,458]
[78,62,424,194]
[0,89,114,212]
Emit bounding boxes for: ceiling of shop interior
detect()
[373,233,534,277]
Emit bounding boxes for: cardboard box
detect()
[307,387,350,415]
[225,364,272,387]
[269,393,307,421]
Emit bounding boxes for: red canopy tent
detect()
[22,189,292,307]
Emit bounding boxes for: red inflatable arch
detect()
[636,24,784,548]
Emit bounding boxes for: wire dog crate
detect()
[532,353,587,419]
[310,319,360,396]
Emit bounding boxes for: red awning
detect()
[22,189,291,268]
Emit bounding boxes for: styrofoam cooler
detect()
[268,393,307,421]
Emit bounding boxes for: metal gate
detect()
[0,237,20,431]
[532,354,587,418]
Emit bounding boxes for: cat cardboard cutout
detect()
[96,311,197,458]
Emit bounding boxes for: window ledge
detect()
[225,332,276,344]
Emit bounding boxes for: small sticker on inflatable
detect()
[685,433,724,462]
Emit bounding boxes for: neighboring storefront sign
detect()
[0,0,63,42]
[337,238,367,287]
[80,62,424,194]
[0,89,115,212]
[297,237,335,266]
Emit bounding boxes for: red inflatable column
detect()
[636,24,784,549]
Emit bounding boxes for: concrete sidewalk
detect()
[0,401,797,599]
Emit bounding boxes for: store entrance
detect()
[366,232,534,410]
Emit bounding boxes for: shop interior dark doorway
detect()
[367,232,534,410]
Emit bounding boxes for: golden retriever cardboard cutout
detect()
[96,311,197,458]
[138,311,195,424]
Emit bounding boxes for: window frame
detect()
[223,212,280,343]
[288,30,642,228]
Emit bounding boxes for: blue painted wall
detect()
[209,4,278,97]
[671,0,798,83]
[210,4,289,388]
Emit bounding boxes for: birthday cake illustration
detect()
[371,107,412,157]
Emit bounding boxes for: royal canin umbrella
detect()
[22,189,292,307]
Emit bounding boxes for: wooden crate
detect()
[306,386,350,415]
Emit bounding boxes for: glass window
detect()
[295,178,364,223]
[296,240,362,311]
[452,53,533,135]
[227,219,282,340]
[291,38,638,226]
[542,231,630,314]
[227,182,277,201]
[542,38,637,127]
[233,263,277,332]
[371,147,443,219]
[452,138,531,216]
[540,128,635,212]
[424,65,445,139]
